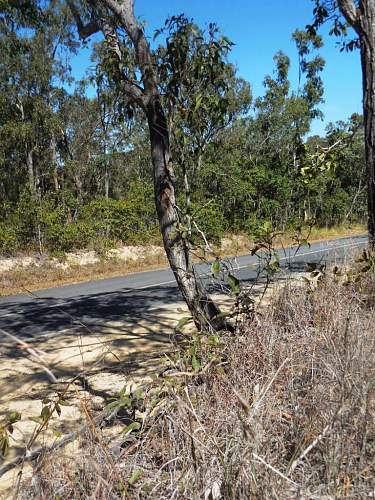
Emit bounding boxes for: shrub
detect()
[0,223,19,255]
[192,198,226,242]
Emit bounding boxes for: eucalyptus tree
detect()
[153,15,251,248]
[0,0,73,201]
[309,0,375,245]
[246,32,325,226]
[66,0,233,330]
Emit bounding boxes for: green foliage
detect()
[0,182,158,254]
[0,223,19,255]
[0,5,366,258]
[192,199,226,242]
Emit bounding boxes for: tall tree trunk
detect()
[104,156,110,199]
[104,166,110,199]
[73,174,83,203]
[338,0,375,247]
[360,2,375,246]
[147,97,221,330]
[51,135,59,191]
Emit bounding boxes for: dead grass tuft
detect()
[20,271,375,499]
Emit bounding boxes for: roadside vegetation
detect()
[1,1,375,498]
[0,4,367,261]
[18,259,375,498]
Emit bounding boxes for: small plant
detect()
[0,411,21,458]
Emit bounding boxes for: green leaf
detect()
[191,355,201,372]
[227,273,240,295]
[211,259,221,278]
[0,436,9,457]
[263,220,271,232]
[41,406,50,422]
[208,335,220,346]
[8,411,21,424]
[122,421,141,435]
[194,93,203,112]
[128,469,143,486]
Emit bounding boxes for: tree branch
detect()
[101,0,158,96]
[99,18,146,107]
[67,1,145,107]
[67,0,100,39]
[337,0,360,30]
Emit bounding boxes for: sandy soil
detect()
[0,290,237,497]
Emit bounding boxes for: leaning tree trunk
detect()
[67,0,226,331]
[360,1,375,247]
[147,96,221,330]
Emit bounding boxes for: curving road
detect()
[0,234,367,342]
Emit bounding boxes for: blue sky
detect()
[71,0,362,136]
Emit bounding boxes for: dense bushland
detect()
[0,4,366,256]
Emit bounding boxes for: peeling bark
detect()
[147,96,221,329]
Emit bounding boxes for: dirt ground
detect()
[0,289,239,498]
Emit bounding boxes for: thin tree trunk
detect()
[104,167,110,199]
[147,98,221,330]
[26,148,36,196]
[73,174,83,203]
[51,135,59,191]
[104,158,110,199]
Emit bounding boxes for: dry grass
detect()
[0,253,168,297]
[19,265,375,499]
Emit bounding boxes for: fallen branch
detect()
[0,406,119,479]
[287,424,330,475]
[0,328,58,383]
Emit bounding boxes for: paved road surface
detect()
[0,234,367,341]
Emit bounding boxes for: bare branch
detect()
[0,328,58,384]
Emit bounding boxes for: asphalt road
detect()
[0,234,367,341]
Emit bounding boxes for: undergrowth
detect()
[20,267,375,499]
